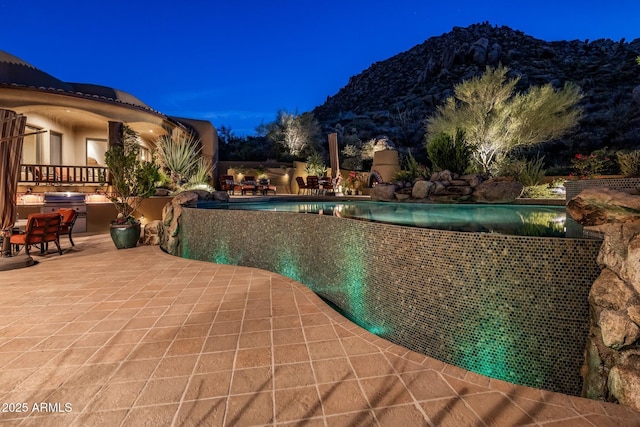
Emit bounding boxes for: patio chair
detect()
[306,176,320,195]
[241,176,258,195]
[10,212,63,256]
[321,176,335,195]
[296,176,311,194]
[219,174,236,194]
[257,178,277,195]
[58,208,78,247]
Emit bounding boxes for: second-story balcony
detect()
[19,163,109,185]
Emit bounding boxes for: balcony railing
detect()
[19,164,109,185]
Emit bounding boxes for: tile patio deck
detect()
[0,234,638,426]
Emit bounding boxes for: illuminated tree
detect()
[263,110,321,157]
[425,65,583,174]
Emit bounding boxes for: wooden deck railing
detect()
[19,164,109,185]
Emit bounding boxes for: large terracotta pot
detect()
[109,222,141,249]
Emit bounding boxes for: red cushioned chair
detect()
[58,208,78,247]
[296,176,310,195]
[241,176,257,195]
[10,212,63,256]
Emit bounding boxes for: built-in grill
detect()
[41,192,87,233]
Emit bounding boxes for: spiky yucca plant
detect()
[155,133,202,187]
[184,156,214,190]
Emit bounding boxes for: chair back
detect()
[58,208,77,233]
[243,176,256,184]
[24,213,62,245]
[220,175,234,191]
[296,176,307,187]
[306,175,319,189]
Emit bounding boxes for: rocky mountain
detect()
[312,22,640,170]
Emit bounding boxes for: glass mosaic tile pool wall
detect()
[180,207,602,395]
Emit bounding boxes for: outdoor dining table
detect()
[13,219,27,232]
[317,179,328,194]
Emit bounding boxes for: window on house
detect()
[50,131,62,165]
[139,145,151,162]
[86,139,108,166]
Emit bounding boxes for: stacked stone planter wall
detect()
[371,170,525,204]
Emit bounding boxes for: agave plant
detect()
[155,133,202,187]
[184,156,214,190]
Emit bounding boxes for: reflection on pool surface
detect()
[199,200,568,237]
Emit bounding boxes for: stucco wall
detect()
[178,206,602,395]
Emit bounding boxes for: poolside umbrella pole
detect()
[328,132,342,195]
[0,109,28,261]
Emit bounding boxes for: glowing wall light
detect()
[337,232,388,335]
[275,247,302,282]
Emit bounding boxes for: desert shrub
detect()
[183,156,214,191]
[426,128,471,174]
[518,156,546,187]
[521,185,554,199]
[394,151,429,182]
[341,144,363,170]
[571,148,616,178]
[425,65,583,173]
[305,152,327,177]
[495,156,524,178]
[393,170,413,182]
[617,150,640,177]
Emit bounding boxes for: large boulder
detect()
[633,85,640,105]
[608,364,640,412]
[567,188,640,226]
[412,180,434,199]
[212,191,230,202]
[173,191,200,207]
[160,190,223,255]
[599,310,640,349]
[370,183,397,201]
[471,179,524,203]
[590,268,638,313]
[460,174,484,187]
[582,339,607,399]
[141,220,161,246]
[595,222,640,295]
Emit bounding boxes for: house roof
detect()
[0,50,73,92]
[0,50,154,112]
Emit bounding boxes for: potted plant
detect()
[104,124,160,249]
[345,171,359,195]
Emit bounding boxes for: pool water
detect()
[200,200,569,237]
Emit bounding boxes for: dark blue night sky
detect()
[2,0,638,135]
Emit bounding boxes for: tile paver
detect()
[0,233,638,426]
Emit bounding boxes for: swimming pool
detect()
[199,200,569,237]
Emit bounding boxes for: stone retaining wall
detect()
[568,188,640,412]
[178,206,602,395]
